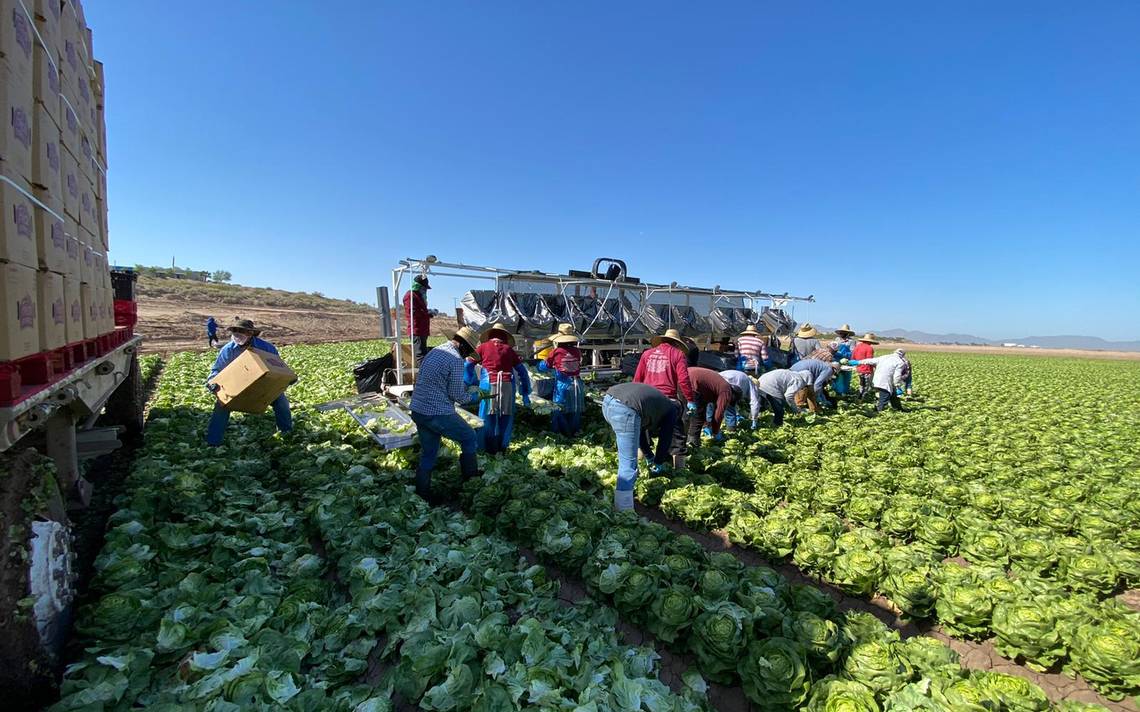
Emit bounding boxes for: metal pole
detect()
[45,409,80,500]
[392,269,405,385]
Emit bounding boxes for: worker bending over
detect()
[538,324,585,437]
[410,327,489,502]
[205,318,292,446]
[687,366,734,444]
[718,369,761,430]
[634,328,697,469]
[465,323,532,455]
[756,369,816,426]
[603,383,677,512]
[790,350,837,408]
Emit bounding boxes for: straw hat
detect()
[228,317,261,336]
[451,326,482,360]
[650,328,687,349]
[481,322,515,346]
[739,324,762,337]
[834,323,854,337]
[857,332,879,344]
[550,323,580,344]
[796,323,818,338]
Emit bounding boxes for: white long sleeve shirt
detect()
[718,369,760,421]
[859,353,907,392]
[757,369,813,412]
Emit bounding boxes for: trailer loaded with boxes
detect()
[0,2,145,705]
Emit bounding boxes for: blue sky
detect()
[87,1,1139,340]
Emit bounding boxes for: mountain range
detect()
[872,329,1140,352]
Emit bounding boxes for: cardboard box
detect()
[79,171,94,228]
[0,62,33,182]
[78,239,92,283]
[34,0,62,61]
[93,283,105,335]
[79,280,93,338]
[61,144,78,218]
[0,177,36,268]
[62,226,78,278]
[0,260,38,359]
[32,105,61,195]
[34,197,65,272]
[59,89,78,157]
[36,268,64,349]
[62,273,80,343]
[211,348,296,413]
[0,0,35,82]
[33,46,60,126]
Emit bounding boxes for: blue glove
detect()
[847,359,861,365]
[650,462,669,474]
[686,402,698,415]
[522,394,532,407]
[714,432,725,443]
[896,387,904,396]
[751,419,758,430]
[536,360,551,373]
[701,426,713,438]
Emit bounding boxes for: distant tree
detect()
[211,270,233,283]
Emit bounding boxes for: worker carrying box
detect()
[205,317,295,445]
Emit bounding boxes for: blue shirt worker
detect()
[830,324,856,395]
[603,382,677,512]
[206,316,219,347]
[205,318,293,446]
[463,322,533,455]
[410,326,490,502]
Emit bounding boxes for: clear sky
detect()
[86,1,1139,340]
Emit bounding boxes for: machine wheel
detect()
[102,352,145,438]
[0,448,73,708]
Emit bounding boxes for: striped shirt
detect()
[736,335,768,368]
[410,341,470,416]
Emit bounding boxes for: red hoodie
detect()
[476,340,522,381]
[403,290,430,337]
[633,343,695,403]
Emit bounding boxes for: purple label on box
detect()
[67,172,77,197]
[51,221,64,248]
[17,295,35,329]
[52,298,64,325]
[12,8,31,59]
[71,301,80,322]
[83,248,92,266]
[82,192,90,213]
[81,135,91,158]
[12,106,31,148]
[13,202,32,238]
[66,105,77,133]
[88,303,96,319]
[66,237,78,258]
[48,64,60,95]
[66,40,77,71]
[78,76,89,103]
[48,141,59,172]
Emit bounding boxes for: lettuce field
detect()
[52,342,1140,711]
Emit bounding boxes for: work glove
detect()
[686,402,698,415]
[650,462,669,474]
[847,359,861,365]
[714,432,725,443]
[521,394,532,407]
[840,358,849,365]
[701,426,713,438]
[751,419,758,430]
[207,382,220,394]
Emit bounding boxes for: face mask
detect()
[233,333,251,346]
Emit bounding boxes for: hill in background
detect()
[136,276,457,352]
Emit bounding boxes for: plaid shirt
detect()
[808,346,836,363]
[410,342,470,415]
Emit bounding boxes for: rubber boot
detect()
[414,468,433,502]
[459,452,482,481]
[673,454,686,471]
[614,489,635,512]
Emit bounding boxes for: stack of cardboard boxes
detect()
[0,0,109,365]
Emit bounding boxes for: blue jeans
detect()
[481,413,514,454]
[603,395,640,492]
[411,410,478,476]
[551,411,582,436]
[758,392,786,426]
[206,394,292,446]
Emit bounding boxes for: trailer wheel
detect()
[102,352,145,438]
[0,449,72,708]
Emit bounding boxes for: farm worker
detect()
[735,324,770,375]
[791,353,837,407]
[537,324,585,437]
[205,318,292,446]
[603,382,678,512]
[686,366,735,445]
[403,275,438,366]
[792,323,822,362]
[898,356,914,397]
[205,316,219,348]
[464,323,532,455]
[852,333,879,398]
[410,326,490,502]
[848,348,908,412]
[756,369,816,426]
[532,338,553,362]
[830,324,856,396]
[718,369,761,430]
[634,328,698,470]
